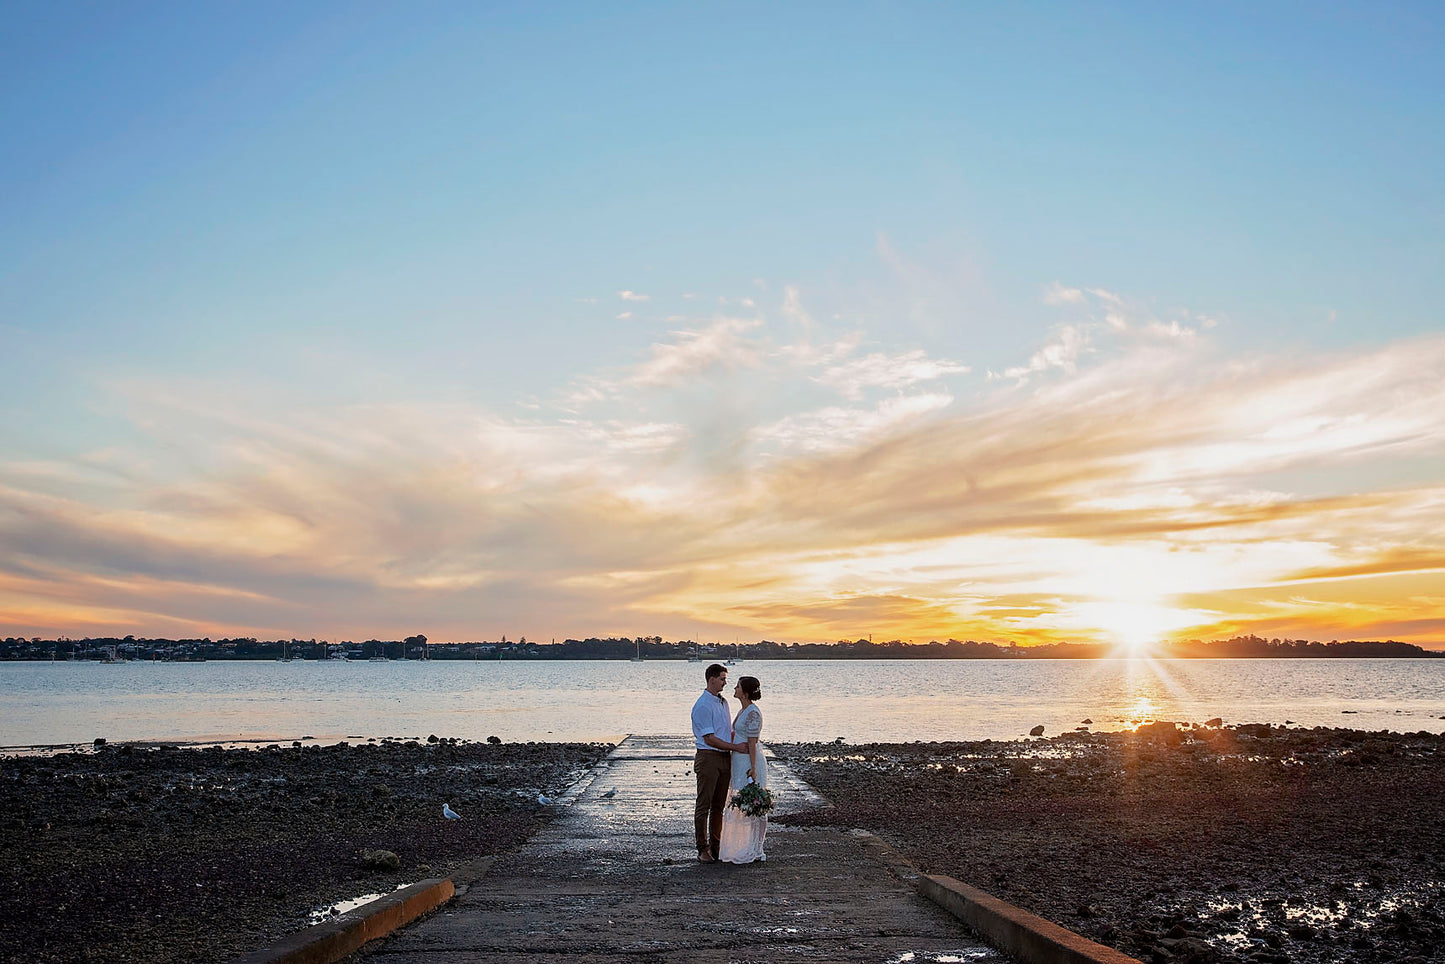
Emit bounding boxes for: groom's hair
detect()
[705,663,727,681]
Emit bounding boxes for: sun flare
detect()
[1078,600,1195,658]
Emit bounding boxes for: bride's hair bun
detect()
[740,676,761,700]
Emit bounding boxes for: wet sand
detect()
[776,723,1445,964]
[0,738,610,964]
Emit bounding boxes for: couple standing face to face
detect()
[692,663,762,862]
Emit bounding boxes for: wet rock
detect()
[487,736,502,744]
[1029,725,1045,737]
[360,849,401,871]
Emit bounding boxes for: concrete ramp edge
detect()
[228,876,455,964]
[919,874,1144,964]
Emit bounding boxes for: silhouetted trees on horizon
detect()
[2,633,1439,660]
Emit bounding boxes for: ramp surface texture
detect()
[357,735,1010,963]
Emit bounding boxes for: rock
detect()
[1205,718,1223,727]
[93,738,106,747]
[487,735,502,744]
[1081,718,1093,725]
[427,734,439,743]
[1029,725,1045,736]
[1169,937,1213,962]
[1137,721,1183,744]
[359,849,401,871]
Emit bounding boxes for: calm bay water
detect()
[2,658,1442,748]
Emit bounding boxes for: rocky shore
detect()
[776,724,1445,964]
[0,737,611,964]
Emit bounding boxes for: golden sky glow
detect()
[5,11,1444,651]
[3,293,1443,649]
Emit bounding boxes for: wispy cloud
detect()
[618,290,650,302]
[814,350,970,400]
[627,317,764,388]
[3,300,1443,647]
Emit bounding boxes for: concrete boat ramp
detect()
[354,735,1010,964]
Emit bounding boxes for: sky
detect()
[2,2,1443,648]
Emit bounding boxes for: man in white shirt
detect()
[691,662,740,862]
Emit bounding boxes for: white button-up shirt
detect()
[691,689,733,750]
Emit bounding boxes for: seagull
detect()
[601,788,617,799]
[442,803,462,820]
[536,793,553,806]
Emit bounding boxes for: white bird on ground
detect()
[536,793,553,806]
[442,803,462,820]
[601,788,617,798]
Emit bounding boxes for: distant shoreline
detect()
[4,634,1441,662]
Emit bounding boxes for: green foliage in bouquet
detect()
[729,781,775,818]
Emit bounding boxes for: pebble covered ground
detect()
[776,723,1445,964]
[0,737,611,964]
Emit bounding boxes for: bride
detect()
[717,675,767,864]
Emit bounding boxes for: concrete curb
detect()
[229,876,455,964]
[918,875,1143,964]
[845,830,1141,964]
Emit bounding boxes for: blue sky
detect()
[2,3,1443,644]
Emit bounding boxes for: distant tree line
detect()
[2,633,1439,661]
[1161,635,1437,658]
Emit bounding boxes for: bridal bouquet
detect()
[729,781,775,818]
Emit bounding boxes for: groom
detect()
[690,662,736,863]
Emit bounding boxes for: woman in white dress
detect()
[717,675,767,864]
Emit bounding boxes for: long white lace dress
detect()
[717,703,767,864]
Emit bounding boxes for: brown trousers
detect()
[694,748,731,857]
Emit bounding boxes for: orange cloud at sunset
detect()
[2,307,1443,649]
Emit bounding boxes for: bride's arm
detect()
[746,736,760,780]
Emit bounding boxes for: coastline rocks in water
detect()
[1029,725,1045,736]
[0,737,611,964]
[774,725,1445,964]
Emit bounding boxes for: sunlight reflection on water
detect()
[1,658,1442,746]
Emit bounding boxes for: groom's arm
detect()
[703,732,741,752]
